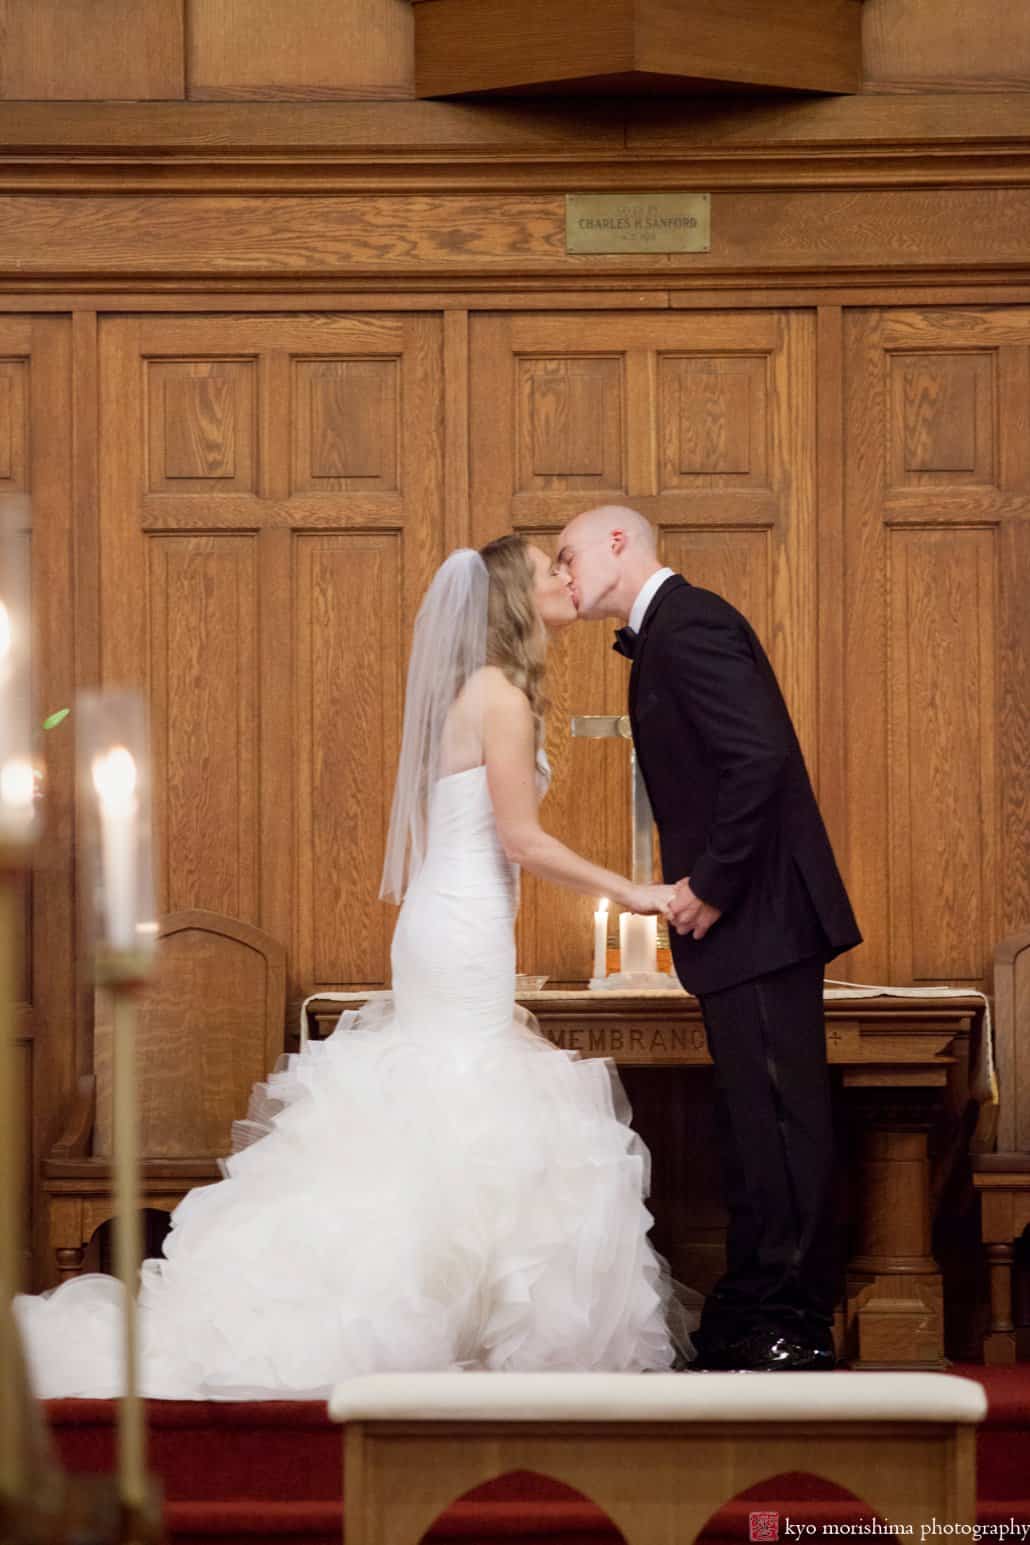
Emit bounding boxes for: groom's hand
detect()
[669,879,722,940]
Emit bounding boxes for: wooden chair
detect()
[971,929,1030,1363]
[41,910,286,1285]
[330,1370,985,1545]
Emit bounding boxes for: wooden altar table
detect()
[304,989,987,1371]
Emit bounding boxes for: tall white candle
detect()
[91,747,139,953]
[593,898,609,980]
[619,912,658,976]
[0,756,36,845]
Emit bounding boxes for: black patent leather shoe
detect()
[720,1325,837,1372]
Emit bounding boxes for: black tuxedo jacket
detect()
[626,575,862,997]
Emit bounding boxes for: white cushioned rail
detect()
[330,1371,987,1426]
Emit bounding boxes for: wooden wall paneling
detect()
[0,325,33,1004]
[29,312,76,1136]
[886,527,997,985]
[187,0,414,100]
[71,313,101,1087]
[468,313,627,986]
[99,313,443,1006]
[0,316,75,1285]
[844,307,1030,990]
[998,344,1030,942]
[0,0,185,101]
[14,1006,32,1285]
[843,311,890,983]
[443,310,471,552]
[0,94,1027,159]
[7,189,1030,284]
[470,309,816,984]
[815,306,852,975]
[862,0,1030,91]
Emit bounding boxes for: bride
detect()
[15,536,699,1399]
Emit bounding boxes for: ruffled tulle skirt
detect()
[15,1000,698,1400]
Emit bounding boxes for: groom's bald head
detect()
[561,504,657,557]
[557,504,662,622]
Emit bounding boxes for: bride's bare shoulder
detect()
[467,666,528,712]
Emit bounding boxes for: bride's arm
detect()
[483,671,671,916]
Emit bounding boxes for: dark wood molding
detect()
[0,96,1027,200]
[0,92,1027,153]
[410,0,863,99]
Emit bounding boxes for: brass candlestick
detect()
[78,692,160,1544]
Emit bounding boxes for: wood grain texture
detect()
[863,0,1030,92]
[414,0,860,96]
[295,534,402,986]
[150,537,260,920]
[844,306,1030,990]
[815,306,852,970]
[443,310,471,551]
[0,0,184,101]
[636,0,862,94]
[414,0,631,96]
[187,0,413,100]
[92,911,286,1158]
[471,308,815,984]
[0,100,624,153]
[70,313,101,1084]
[887,527,997,984]
[6,189,1030,281]
[7,317,77,1288]
[343,1416,975,1545]
[100,312,442,1002]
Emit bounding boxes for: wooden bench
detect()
[329,1370,986,1545]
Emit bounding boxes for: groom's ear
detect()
[611,529,627,556]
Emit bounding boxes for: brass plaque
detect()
[566,193,710,255]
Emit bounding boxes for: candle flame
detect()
[91,745,138,810]
[0,601,11,660]
[0,757,35,810]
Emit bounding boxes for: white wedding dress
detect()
[16,755,697,1400]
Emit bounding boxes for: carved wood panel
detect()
[844,308,1030,988]
[470,310,816,986]
[99,314,443,1001]
[0,316,75,1283]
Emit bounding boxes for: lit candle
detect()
[0,755,36,845]
[0,593,39,850]
[593,898,609,981]
[91,746,139,953]
[619,912,658,976]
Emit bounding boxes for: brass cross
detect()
[570,715,654,885]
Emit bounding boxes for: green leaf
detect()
[42,708,70,730]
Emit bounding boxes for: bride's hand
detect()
[625,883,676,918]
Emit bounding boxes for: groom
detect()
[556,506,862,1372]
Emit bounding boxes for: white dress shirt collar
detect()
[629,567,676,635]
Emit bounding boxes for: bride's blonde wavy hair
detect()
[478,534,548,746]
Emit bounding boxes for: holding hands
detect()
[668,878,722,940]
[626,883,677,918]
[622,880,723,941]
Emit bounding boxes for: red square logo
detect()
[749,1512,780,1542]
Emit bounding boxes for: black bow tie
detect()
[612,625,638,660]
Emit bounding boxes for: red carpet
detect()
[45,1365,1030,1544]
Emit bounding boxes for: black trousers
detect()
[695,955,838,1346]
